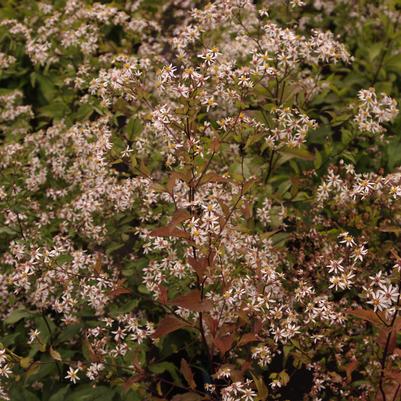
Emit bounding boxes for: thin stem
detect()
[264,149,276,183]
[377,275,401,401]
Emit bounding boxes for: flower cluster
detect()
[354,88,398,134]
[1,0,401,400]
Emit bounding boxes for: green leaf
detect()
[386,140,401,170]
[5,307,34,324]
[125,117,143,141]
[149,362,183,385]
[341,129,353,145]
[279,147,315,161]
[106,242,125,255]
[0,226,17,235]
[342,150,356,164]
[75,104,94,120]
[57,323,83,343]
[386,54,401,72]
[39,99,70,119]
[276,180,292,196]
[9,388,40,401]
[65,385,116,401]
[36,74,57,102]
[49,386,71,401]
[314,150,322,169]
[251,372,268,401]
[367,42,382,62]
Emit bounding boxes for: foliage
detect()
[1,1,401,400]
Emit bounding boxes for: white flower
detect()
[28,329,40,344]
[0,350,7,365]
[240,387,257,401]
[338,232,356,247]
[378,284,399,304]
[327,259,344,274]
[0,364,12,378]
[367,290,390,312]
[65,367,80,384]
[121,146,133,158]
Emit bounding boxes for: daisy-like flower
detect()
[327,259,344,274]
[204,383,216,393]
[111,326,126,342]
[367,290,390,312]
[237,74,253,88]
[340,271,355,289]
[201,96,217,112]
[182,67,200,80]
[240,387,257,401]
[65,367,80,384]
[0,350,7,365]
[329,275,341,291]
[160,64,177,82]
[215,366,232,379]
[121,145,133,158]
[353,177,374,196]
[198,49,219,65]
[28,329,40,344]
[378,284,399,304]
[284,323,301,339]
[351,244,368,262]
[0,364,12,378]
[369,271,385,287]
[338,232,356,247]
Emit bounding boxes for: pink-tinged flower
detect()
[327,259,344,274]
[240,387,257,401]
[378,284,399,304]
[0,364,12,378]
[367,291,390,312]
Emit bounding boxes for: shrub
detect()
[1,1,401,400]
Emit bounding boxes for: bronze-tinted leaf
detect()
[108,286,131,298]
[377,317,401,353]
[379,225,401,234]
[122,374,146,392]
[153,315,189,338]
[140,158,151,177]
[242,178,257,194]
[385,368,401,385]
[213,334,234,356]
[83,337,102,362]
[217,199,230,217]
[199,172,227,186]
[204,315,218,337]
[168,290,212,312]
[211,138,220,152]
[388,317,401,354]
[170,209,191,226]
[158,285,168,305]
[344,359,358,383]
[180,358,196,390]
[167,174,177,194]
[374,379,400,401]
[187,256,209,277]
[347,308,384,327]
[238,332,259,346]
[94,253,102,274]
[150,226,190,239]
